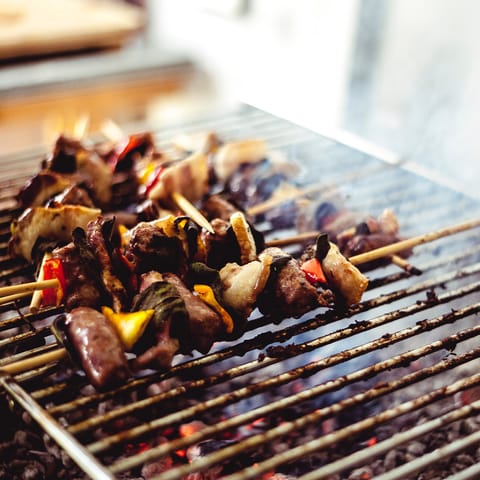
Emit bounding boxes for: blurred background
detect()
[1,0,479,197]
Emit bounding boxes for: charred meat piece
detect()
[199,218,240,269]
[86,217,129,312]
[51,238,106,311]
[49,135,114,207]
[257,247,329,318]
[8,205,101,263]
[162,272,224,354]
[64,307,131,390]
[125,222,188,277]
[201,194,242,222]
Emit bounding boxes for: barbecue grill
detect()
[2,105,480,480]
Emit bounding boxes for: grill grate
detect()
[2,105,480,479]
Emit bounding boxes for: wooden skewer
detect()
[266,218,480,266]
[348,218,480,265]
[247,182,327,217]
[390,254,422,276]
[1,348,67,375]
[171,191,215,234]
[30,252,52,313]
[0,291,34,306]
[266,230,319,247]
[0,278,59,300]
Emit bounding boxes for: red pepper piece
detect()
[144,165,165,196]
[300,257,327,285]
[108,134,150,172]
[42,258,66,306]
[115,248,138,293]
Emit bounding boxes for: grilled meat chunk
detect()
[125,222,188,277]
[257,247,329,318]
[47,135,113,207]
[65,307,130,390]
[51,241,106,311]
[162,272,224,354]
[202,194,241,222]
[336,209,404,261]
[86,217,129,312]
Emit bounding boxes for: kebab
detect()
[5,128,418,390]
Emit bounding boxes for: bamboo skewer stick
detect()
[348,218,480,265]
[1,348,67,375]
[171,191,215,234]
[247,182,326,217]
[266,218,480,266]
[30,252,52,314]
[0,291,34,306]
[2,218,480,306]
[0,278,59,299]
[266,231,319,247]
[390,254,422,276]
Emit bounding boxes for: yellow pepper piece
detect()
[194,284,234,334]
[102,306,154,350]
[139,162,156,185]
[117,224,129,247]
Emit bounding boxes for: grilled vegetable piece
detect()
[230,211,257,264]
[321,242,369,306]
[132,276,186,370]
[194,284,234,334]
[147,152,209,204]
[218,257,271,318]
[102,306,154,350]
[172,131,220,155]
[17,171,72,209]
[213,139,267,183]
[257,247,329,318]
[48,184,96,208]
[64,307,131,390]
[8,205,101,262]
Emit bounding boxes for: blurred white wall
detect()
[148,0,359,134]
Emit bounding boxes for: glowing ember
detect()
[180,420,206,437]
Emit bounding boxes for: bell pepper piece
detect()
[194,284,234,334]
[102,306,154,350]
[145,166,165,196]
[108,134,150,172]
[42,258,66,306]
[300,257,327,285]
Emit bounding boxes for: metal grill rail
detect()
[1,105,480,479]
